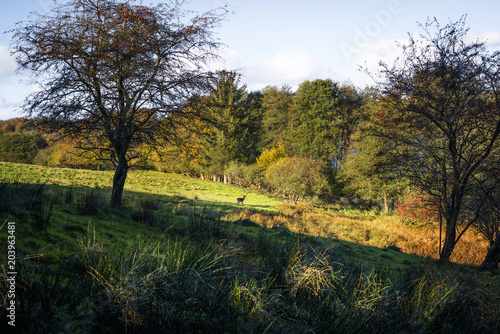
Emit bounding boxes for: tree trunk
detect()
[111,158,128,207]
[439,216,458,263]
[480,233,500,270]
[439,194,464,264]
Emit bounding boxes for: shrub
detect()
[131,197,162,226]
[256,143,289,170]
[0,181,53,230]
[265,156,331,203]
[78,187,106,215]
[396,193,439,226]
[225,161,263,187]
[28,183,53,231]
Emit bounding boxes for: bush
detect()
[265,156,332,203]
[256,144,289,170]
[131,197,162,226]
[397,193,439,226]
[28,183,53,231]
[0,181,53,230]
[78,187,106,215]
[225,162,263,187]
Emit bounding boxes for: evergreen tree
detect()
[0,133,48,164]
[290,79,341,162]
[342,93,407,211]
[261,85,293,148]
[201,71,262,180]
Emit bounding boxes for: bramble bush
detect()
[396,194,439,226]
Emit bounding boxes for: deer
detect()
[236,195,246,205]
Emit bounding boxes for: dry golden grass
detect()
[224,203,489,266]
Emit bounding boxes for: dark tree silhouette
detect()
[372,17,500,264]
[11,0,225,206]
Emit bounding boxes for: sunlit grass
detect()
[224,203,489,266]
[0,162,282,212]
[0,162,491,266]
[0,162,498,333]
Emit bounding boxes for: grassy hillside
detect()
[0,162,499,333]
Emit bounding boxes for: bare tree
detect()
[372,16,500,264]
[472,159,500,269]
[11,0,225,206]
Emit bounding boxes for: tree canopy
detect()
[290,79,341,161]
[373,16,500,264]
[11,0,225,206]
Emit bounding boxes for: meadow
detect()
[0,162,498,333]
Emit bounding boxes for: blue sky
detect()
[1,0,500,119]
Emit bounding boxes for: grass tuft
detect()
[78,187,106,215]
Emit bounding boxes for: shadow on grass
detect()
[0,181,498,334]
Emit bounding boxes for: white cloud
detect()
[262,47,319,82]
[214,47,247,71]
[466,31,500,48]
[355,39,402,67]
[0,45,16,82]
[0,87,28,120]
[0,108,21,120]
[211,46,335,90]
[343,31,500,87]
[354,32,500,78]
[0,93,22,120]
[341,38,404,85]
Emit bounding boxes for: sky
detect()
[1,0,500,120]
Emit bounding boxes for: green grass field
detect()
[0,162,498,333]
[0,162,282,210]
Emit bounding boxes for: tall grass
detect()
[0,181,53,231]
[49,225,232,332]
[0,163,498,333]
[225,203,490,266]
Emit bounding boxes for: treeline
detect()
[0,118,47,164]
[151,73,401,207]
[152,73,376,204]
[151,72,404,209]
[1,73,402,205]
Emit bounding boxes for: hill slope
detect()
[0,162,498,333]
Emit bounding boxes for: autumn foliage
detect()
[396,194,440,226]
